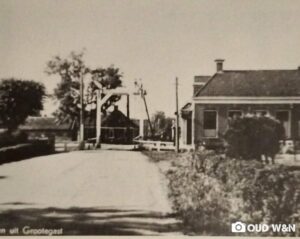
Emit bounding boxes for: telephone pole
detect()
[175,77,179,153]
[79,74,85,150]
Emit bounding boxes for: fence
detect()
[133,139,175,151]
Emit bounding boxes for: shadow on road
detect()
[0,206,182,235]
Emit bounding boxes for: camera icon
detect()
[231,221,246,233]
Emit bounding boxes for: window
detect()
[255,110,268,117]
[204,111,217,137]
[108,128,115,139]
[228,110,242,119]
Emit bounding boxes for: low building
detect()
[19,117,76,142]
[181,59,300,149]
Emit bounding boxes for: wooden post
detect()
[95,89,101,148]
[175,77,180,153]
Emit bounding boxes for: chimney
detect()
[215,59,225,73]
[114,105,118,111]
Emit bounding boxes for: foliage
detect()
[0,79,45,130]
[45,51,123,124]
[0,130,28,148]
[45,51,89,124]
[163,151,300,236]
[224,116,284,160]
[89,66,123,114]
[151,111,174,141]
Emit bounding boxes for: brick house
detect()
[181,59,300,149]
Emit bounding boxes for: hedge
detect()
[165,151,300,236]
[0,130,28,148]
[0,140,54,164]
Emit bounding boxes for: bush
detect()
[0,130,28,148]
[166,151,300,236]
[224,116,284,160]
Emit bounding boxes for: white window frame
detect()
[227,110,243,118]
[203,110,218,138]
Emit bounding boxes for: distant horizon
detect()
[1,0,300,118]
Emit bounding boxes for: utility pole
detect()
[95,89,102,149]
[175,77,179,153]
[141,89,154,138]
[79,74,85,150]
[135,80,154,138]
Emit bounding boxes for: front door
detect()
[186,118,192,145]
[276,110,291,138]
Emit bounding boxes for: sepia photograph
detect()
[0,0,299,237]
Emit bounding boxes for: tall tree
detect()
[0,79,45,130]
[88,66,123,114]
[45,51,89,125]
[45,51,123,125]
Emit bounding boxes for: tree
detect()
[151,111,174,141]
[45,51,89,125]
[88,66,123,115]
[0,79,45,130]
[45,51,123,124]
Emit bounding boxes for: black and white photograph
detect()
[0,0,299,236]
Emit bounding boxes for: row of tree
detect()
[45,50,123,126]
[0,51,124,132]
[0,51,172,140]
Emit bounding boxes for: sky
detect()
[1,0,300,119]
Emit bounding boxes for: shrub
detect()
[165,151,300,236]
[0,130,28,148]
[224,116,284,160]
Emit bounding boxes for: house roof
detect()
[102,109,138,128]
[20,117,71,130]
[194,75,211,84]
[181,102,192,111]
[195,70,300,97]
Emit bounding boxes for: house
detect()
[85,105,139,144]
[21,106,139,144]
[181,59,300,149]
[19,117,76,142]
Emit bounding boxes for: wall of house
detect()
[194,103,300,145]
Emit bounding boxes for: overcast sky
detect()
[1,0,300,118]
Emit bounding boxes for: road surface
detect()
[0,150,181,235]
